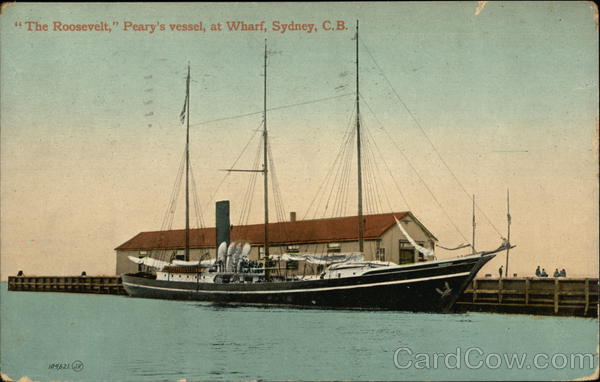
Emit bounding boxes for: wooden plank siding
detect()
[455,277,599,317]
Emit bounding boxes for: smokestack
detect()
[216,201,230,253]
[290,211,296,222]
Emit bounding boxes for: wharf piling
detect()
[8,275,126,295]
[454,277,598,317]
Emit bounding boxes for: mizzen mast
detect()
[355,20,364,253]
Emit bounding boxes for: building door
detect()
[399,240,414,264]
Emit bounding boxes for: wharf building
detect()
[115,209,437,275]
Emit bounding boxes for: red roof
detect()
[115,211,432,251]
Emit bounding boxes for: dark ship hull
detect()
[122,253,494,312]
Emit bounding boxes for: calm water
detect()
[1,283,598,381]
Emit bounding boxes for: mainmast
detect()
[355,20,364,253]
[185,64,191,262]
[221,43,270,279]
[263,40,270,280]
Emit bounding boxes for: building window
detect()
[286,245,300,253]
[327,243,341,253]
[376,247,386,261]
[286,260,298,270]
[399,240,414,264]
[259,247,265,259]
[175,249,184,261]
[416,242,425,262]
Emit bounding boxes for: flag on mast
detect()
[179,92,188,125]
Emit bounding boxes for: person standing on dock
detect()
[553,268,560,277]
[499,265,503,278]
[560,268,567,277]
[535,266,541,277]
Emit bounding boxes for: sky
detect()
[1,2,598,280]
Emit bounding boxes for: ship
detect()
[122,22,512,312]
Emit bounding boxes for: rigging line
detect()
[318,123,351,217]
[227,121,263,171]
[202,172,230,219]
[323,130,352,218]
[372,146,394,213]
[267,142,285,222]
[245,139,263,225]
[372,150,388,213]
[316,106,355,219]
[302,103,357,220]
[231,122,263,227]
[361,120,377,214]
[363,123,394,213]
[190,165,201,229]
[360,94,470,243]
[360,38,503,238]
[238,141,262,227]
[337,143,354,217]
[239,117,263,230]
[337,152,348,216]
[188,161,202,229]
[364,142,379,214]
[160,147,186,230]
[342,116,358,216]
[267,141,291,249]
[324,126,355,217]
[340,115,359,217]
[160,145,183,265]
[363,118,385,215]
[189,93,354,128]
[162,147,187,235]
[330,131,349,217]
[188,160,205,229]
[365,142,381,214]
[341,129,356,216]
[272,161,287,223]
[202,120,263,215]
[300,107,354,250]
[361,108,412,212]
[337,160,349,216]
[364,143,378,214]
[267,141,284,219]
[362,129,375,214]
[237,155,252,225]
